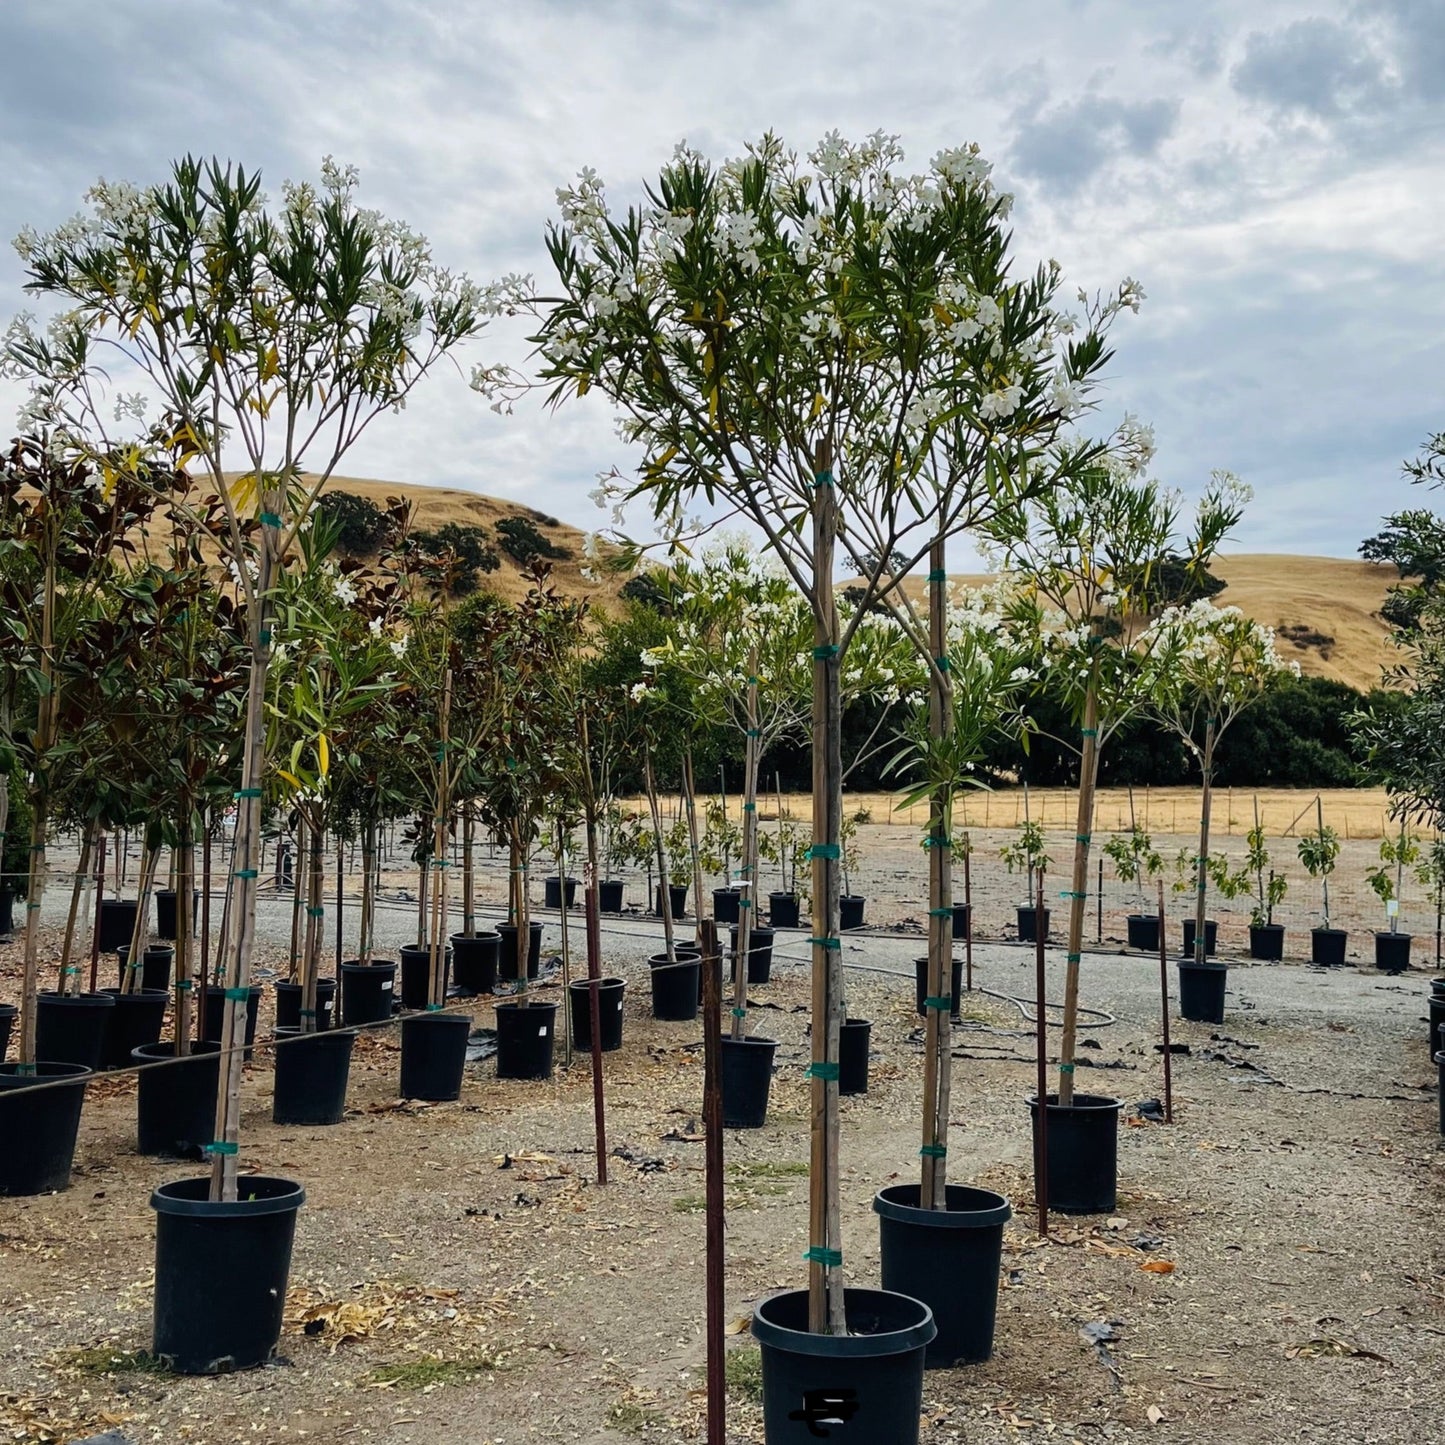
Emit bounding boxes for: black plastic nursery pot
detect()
[97,898,140,954]
[568,977,626,1053]
[0,1002,15,1062]
[399,1012,472,1101]
[494,1001,558,1080]
[654,883,689,921]
[0,1061,90,1196]
[155,889,201,942]
[1428,991,1445,1052]
[839,894,866,931]
[1249,923,1285,961]
[1436,1050,1445,1136]
[648,954,700,1021]
[1178,960,1228,1025]
[151,1175,304,1374]
[952,901,971,937]
[0,886,14,938]
[98,988,169,1069]
[720,1034,777,1128]
[599,879,625,914]
[544,875,579,910]
[273,1028,356,1124]
[730,925,776,984]
[399,944,451,1010]
[752,1286,935,1445]
[35,990,115,1073]
[201,984,262,1061]
[1181,918,1219,958]
[1027,1093,1124,1214]
[497,921,544,981]
[1375,931,1412,974]
[117,943,175,993]
[275,978,335,1031]
[1016,905,1050,942]
[450,932,500,994]
[914,956,963,1018]
[713,888,742,926]
[133,1041,220,1157]
[1311,927,1348,966]
[838,1017,871,1097]
[1126,914,1159,952]
[875,1183,1011,1367]
[339,960,397,1026]
[769,892,801,929]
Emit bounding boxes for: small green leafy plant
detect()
[1000,820,1051,882]
[1103,825,1162,911]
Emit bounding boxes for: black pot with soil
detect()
[201,984,262,1061]
[1428,990,1445,1052]
[133,1041,220,1157]
[713,888,742,925]
[275,978,336,1031]
[1016,905,1050,942]
[952,901,972,937]
[97,898,140,954]
[720,1034,776,1128]
[273,1028,356,1124]
[0,1061,90,1196]
[599,879,625,913]
[0,1001,14,1062]
[1249,923,1285,961]
[569,977,626,1053]
[914,956,963,1018]
[98,987,169,1068]
[1126,914,1159,951]
[155,889,201,941]
[1311,927,1348,966]
[769,891,800,928]
[117,943,175,992]
[338,960,396,1026]
[1181,917,1218,958]
[399,1012,472,1101]
[648,954,700,1021]
[497,921,544,981]
[729,925,775,985]
[494,1001,558,1080]
[839,894,866,931]
[450,932,500,994]
[654,883,689,921]
[839,1017,871,1096]
[151,1175,304,1373]
[544,875,578,910]
[752,1287,935,1445]
[1027,1093,1124,1214]
[1436,1048,1445,1136]
[874,1183,1011,1367]
[35,990,115,1073]
[399,943,451,1010]
[0,886,14,938]
[1375,931,1412,973]
[1178,959,1228,1024]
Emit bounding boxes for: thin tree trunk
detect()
[289,815,306,983]
[122,845,163,996]
[462,805,475,936]
[558,820,573,1065]
[88,832,106,994]
[175,818,195,1055]
[730,661,760,1042]
[57,824,96,996]
[336,837,345,971]
[700,909,726,1445]
[644,754,674,960]
[583,807,607,1183]
[1058,683,1100,1107]
[429,669,453,1007]
[1193,722,1217,967]
[301,813,324,1033]
[512,823,530,1004]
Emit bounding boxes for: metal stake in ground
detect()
[700,917,725,1445]
[1157,880,1173,1123]
[963,834,974,992]
[1034,870,1049,1238]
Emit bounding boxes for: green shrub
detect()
[496,514,571,565]
[316,491,390,555]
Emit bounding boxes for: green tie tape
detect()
[732,1007,747,1018]
[234,869,258,880]
[928,907,952,918]
[739,897,751,909]
[426,1003,444,1012]
[1080,727,1098,738]
[803,1246,842,1267]
[742,802,756,811]
[812,470,835,488]
[746,675,759,685]
[205,1140,239,1155]
[935,655,951,672]
[1059,1062,1075,1074]
[1059,890,1086,899]
[175,980,193,991]
[62,965,80,975]
[923,834,952,850]
[259,511,282,527]
[808,936,841,951]
[259,630,272,645]
[307,907,324,917]
[927,568,946,583]
[813,644,839,660]
[746,728,761,738]
[1066,952,1081,963]
[234,787,262,799]
[919,1143,947,1158]
[807,843,841,860]
[805,1060,840,1081]
[223,987,251,1001]
[299,1008,318,1017]
[1076,833,1091,844]
[923,996,952,1011]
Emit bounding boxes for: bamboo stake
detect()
[730,657,760,1042]
[1158,880,1173,1123]
[359,817,375,964]
[1058,684,1100,1108]
[121,846,162,996]
[462,805,475,936]
[1033,869,1049,1237]
[963,837,974,992]
[336,837,345,971]
[559,819,573,1068]
[700,914,726,1445]
[429,668,454,1008]
[644,754,675,960]
[1192,720,1217,966]
[289,817,306,983]
[88,833,106,995]
[582,786,607,1184]
[57,825,96,996]
[200,823,212,984]
[175,822,195,1055]
[301,818,324,1032]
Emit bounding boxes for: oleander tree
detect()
[989,464,1246,1106]
[1142,598,1297,966]
[534,130,1145,1323]
[5,154,526,1199]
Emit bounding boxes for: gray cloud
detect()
[1230,15,1395,118]
[1010,94,1181,193]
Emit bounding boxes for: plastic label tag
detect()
[538,1026,548,1037]
[1387,900,1399,917]
[381,980,393,990]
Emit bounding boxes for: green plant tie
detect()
[234,868,258,880]
[1080,727,1098,738]
[426,1003,444,1012]
[808,936,841,950]
[732,1007,747,1018]
[812,470,835,488]
[205,1140,239,1155]
[223,987,251,1001]
[923,996,952,1011]
[935,655,951,672]
[175,980,193,991]
[1059,1062,1075,1074]
[927,569,947,583]
[12,1062,35,1076]
[746,729,761,738]
[805,1061,840,1081]
[803,1246,842,1267]
[432,859,452,868]
[812,644,839,660]
[234,787,262,799]
[920,1143,947,1158]
[62,965,80,975]
[26,902,40,910]
[807,843,841,860]
[746,676,759,685]
[738,897,751,909]
[742,802,756,811]
[259,630,272,645]
[127,960,142,969]
[259,512,282,527]
[928,907,952,918]
[923,834,951,850]
[299,1007,318,1017]
[307,906,325,918]
[1076,833,1091,844]
[1066,953,1081,963]
[1059,890,1087,899]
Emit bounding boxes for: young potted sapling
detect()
[1104,825,1163,951]
[1245,814,1288,960]
[1001,820,1052,942]
[1367,822,1418,973]
[1298,807,1345,965]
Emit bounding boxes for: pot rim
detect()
[151,1174,305,1219]
[718,1033,777,1049]
[751,1286,936,1358]
[567,976,626,990]
[1176,958,1228,971]
[450,930,501,944]
[841,1016,872,1030]
[493,999,559,1014]
[37,990,115,1007]
[1310,927,1348,937]
[0,1060,91,1086]
[132,1040,221,1061]
[874,1181,1012,1229]
[1026,1092,1123,1113]
[401,1011,471,1029]
[340,959,397,970]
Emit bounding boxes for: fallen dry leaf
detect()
[1141,1259,1176,1274]
[1147,1404,1167,1425]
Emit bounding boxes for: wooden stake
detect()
[731,655,760,1042]
[1158,880,1173,1123]
[1058,684,1100,1108]
[583,800,608,1185]
[963,837,974,992]
[1033,869,1049,1237]
[700,915,725,1445]
[88,833,106,996]
[1192,720,1217,966]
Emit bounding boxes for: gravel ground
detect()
[2,834,1444,1445]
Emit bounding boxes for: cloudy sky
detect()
[1,0,1441,559]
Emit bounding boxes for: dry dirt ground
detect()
[3,823,1444,1445]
